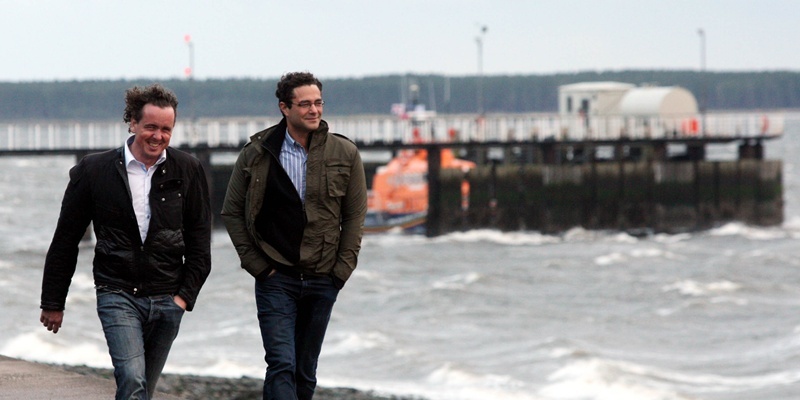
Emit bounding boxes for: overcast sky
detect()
[2,0,797,82]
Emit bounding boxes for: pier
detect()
[0,112,785,236]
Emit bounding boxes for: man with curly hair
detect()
[222,72,367,399]
[39,83,212,399]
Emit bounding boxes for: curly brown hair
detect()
[123,83,179,129]
[275,72,322,109]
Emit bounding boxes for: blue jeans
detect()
[255,271,339,400]
[96,287,184,400]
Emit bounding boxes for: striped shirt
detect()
[279,130,307,203]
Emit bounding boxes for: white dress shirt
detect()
[124,136,167,243]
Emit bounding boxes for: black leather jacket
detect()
[40,147,211,311]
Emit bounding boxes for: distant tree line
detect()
[1,70,798,121]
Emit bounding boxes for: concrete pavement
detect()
[0,355,181,399]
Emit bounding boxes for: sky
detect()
[2,0,798,82]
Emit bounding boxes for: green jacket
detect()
[221,119,367,284]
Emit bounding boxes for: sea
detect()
[3,114,800,400]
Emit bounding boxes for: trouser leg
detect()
[97,290,185,400]
[295,277,339,400]
[142,294,184,397]
[256,272,300,400]
[97,289,148,400]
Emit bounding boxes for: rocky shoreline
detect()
[61,364,423,400]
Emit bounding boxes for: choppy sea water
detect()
[2,115,800,399]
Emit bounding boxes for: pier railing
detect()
[0,112,785,152]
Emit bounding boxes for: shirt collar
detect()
[124,136,167,167]
[284,129,300,148]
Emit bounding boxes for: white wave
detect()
[418,362,533,400]
[655,307,678,316]
[323,331,393,356]
[362,224,794,250]
[629,248,665,258]
[431,227,671,247]
[652,232,693,243]
[539,358,696,400]
[1,332,110,368]
[361,232,429,247]
[595,247,674,266]
[320,361,543,400]
[548,346,591,359]
[708,222,787,240]
[709,296,749,305]
[562,227,639,244]
[662,279,742,297]
[594,252,627,266]
[432,272,481,290]
[435,229,561,246]
[542,356,800,397]
[605,232,639,244]
[163,358,263,379]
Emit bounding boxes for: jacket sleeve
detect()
[221,146,272,277]
[40,161,93,311]
[176,159,212,311]
[333,149,367,284]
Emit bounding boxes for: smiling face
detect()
[129,103,175,167]
[280,84,323,136]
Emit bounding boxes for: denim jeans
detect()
[255,271,339,400]
[96,287,184,400]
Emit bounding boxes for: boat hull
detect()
[364,211,426,234]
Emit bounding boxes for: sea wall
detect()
[432,159,782,235]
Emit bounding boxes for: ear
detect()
[278,102,289,116]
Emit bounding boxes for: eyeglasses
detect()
[291,100,325,109]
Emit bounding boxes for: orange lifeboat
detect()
[365,148,476,233]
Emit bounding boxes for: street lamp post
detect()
[697,28,706,134]
[184,34,194,79]
[184,34,195,137]
[475,25,487,116]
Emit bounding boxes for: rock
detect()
[61,364,424,400]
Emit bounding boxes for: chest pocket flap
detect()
[326,160,351,197]
[153,178,184,201]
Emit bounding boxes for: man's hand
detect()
[173,295,187,310]
[40,310,64,334]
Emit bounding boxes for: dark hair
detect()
[275,72,322,109]
[123,83,179,128]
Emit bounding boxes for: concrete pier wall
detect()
[435,160,782,235]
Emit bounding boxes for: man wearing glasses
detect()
[221,71,367,400]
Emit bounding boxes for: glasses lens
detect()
[295,100,324,108]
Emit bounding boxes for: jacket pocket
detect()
[326,160,352,197]
[152,179,184,228]
[315,231,340,274]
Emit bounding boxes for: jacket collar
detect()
[257,118,330,155]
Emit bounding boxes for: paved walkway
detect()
[0,356,180,399]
